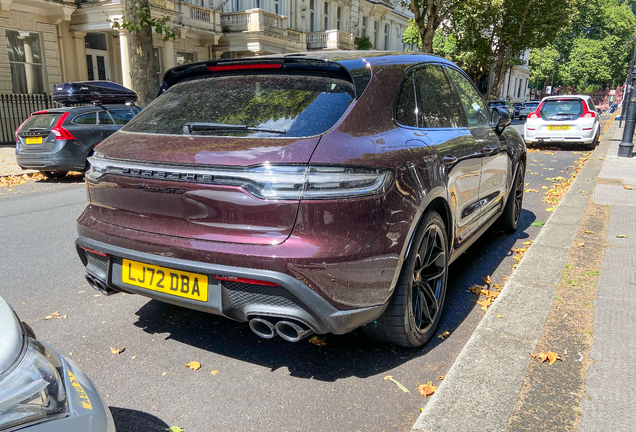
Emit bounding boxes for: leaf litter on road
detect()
[531,351,563,365]
[417,381,437,397]
[185,361,201,371]
[110,347,125,355]
[44,311,67,320]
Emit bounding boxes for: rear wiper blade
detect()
[183,122,286,135]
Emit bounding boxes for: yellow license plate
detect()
[25,137,43,144]
[548,125,570,131]
[122,259,208,302]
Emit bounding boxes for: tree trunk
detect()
[421,24,436,54]
[489,46,508,100]
[126,0,159,106]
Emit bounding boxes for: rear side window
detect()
[20,114,60,132]
[540,99,584,119]
[73,112,97,125]
[98,111,113,125]
[109,109,136,125]
[413,65,465,128]
[123,73,356,138]
[587,99,596,111]
[395,71,417,127]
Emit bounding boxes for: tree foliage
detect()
[354,35,373,50]
[402,19,422,51]
[109,7,176,41]
[409,0,467,53]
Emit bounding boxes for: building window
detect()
[310,0,315,32]
[336,6,341,31]
[6,30,45,94]
[361,16,367,37]
[324,2,329,30]
[233,0,243,11]
[85,33,107,51]
[176,51,196,66]
[273,0,279,14]
[373,20,378,48]
[384,24,388,49]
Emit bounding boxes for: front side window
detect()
[123,73,356,138]
[445,67,489,128]
[413,65,465,128]
[6,30,45,94]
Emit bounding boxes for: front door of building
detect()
[86,49,110,81]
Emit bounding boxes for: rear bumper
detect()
[524,123,598,144]
[16,142,88,172]
[75,236,388,335]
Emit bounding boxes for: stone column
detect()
[71,31,87,81]
[164,39,175,70]
[118,31,132,89]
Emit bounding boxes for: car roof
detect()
[33,104,139,115]
[541,95,591,102]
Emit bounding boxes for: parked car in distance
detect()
[512,102,523,118]
[76,52,526,348]
[488,99,515,118]
[16,81,141,179]
[518,101,540,120]
[524,95,600,150]
[0,296,115,431]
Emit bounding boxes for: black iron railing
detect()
[0,93,53,144]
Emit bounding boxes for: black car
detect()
[16,82,140,178]
[512,102,523,118]
[488,100,515,118]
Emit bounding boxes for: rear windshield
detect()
[20,113,61,132]
[123,73,356,138]
[540,100,584,118]
[524,103,539,108]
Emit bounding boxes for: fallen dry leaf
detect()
[438,375,445,381]
[165,427,184,432]
[110,346,125,355]
[44,311,67,320]
[497,315,504,318]
[617,234,627,238]
[476,298,493,308]
[624,185,633,190]
[308,335,327,347]
[185,361,201,371]
[384,375,410,393]
[437,331,450,340]
[585,231,594,234]
[210,370,218,375]
[417,381,437,397]
[531,351,563,365]
[483,275,491,284]
[579,242,585,247]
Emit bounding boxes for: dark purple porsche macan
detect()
[75,52,526,348]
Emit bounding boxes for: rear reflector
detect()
[80,246,109,257]
[207,64,282,72]
[214,275,279,286]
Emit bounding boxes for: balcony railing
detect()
[307,29,355,50]
[221,9,287,35]
[174,2,221,33]
[286,29,306,51]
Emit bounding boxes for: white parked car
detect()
[524,95,600,149]
[518,101,540,120]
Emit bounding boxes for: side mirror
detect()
[490,107,510,134]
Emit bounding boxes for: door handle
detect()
[443,155,457,165]
[482,146,498,155]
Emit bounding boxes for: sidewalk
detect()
[413,118,636,431]
[0,145,36,177]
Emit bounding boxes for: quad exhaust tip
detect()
[85,274,116,296]
[248,316,315,342]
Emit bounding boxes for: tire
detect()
[40,170,68,179]
[495,161,525,232]
[586,129,600,151]
[362,211,449,348]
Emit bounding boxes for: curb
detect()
[411,120,618,432]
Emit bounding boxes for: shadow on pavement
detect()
[109,407,170,432]
[132,208,536,382]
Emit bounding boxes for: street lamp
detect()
[618,40,636,158]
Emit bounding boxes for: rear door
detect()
[407,64,483,247]
[445,67,509,226]
[69,111,101,146]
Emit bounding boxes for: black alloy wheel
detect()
[362,211,449,348]
[411,223,446,334]
[495,161,525,232]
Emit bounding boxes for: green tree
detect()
[409,0,468,53]
[402,19,422,51]
[354,35,373,50]
[109,0,176,105]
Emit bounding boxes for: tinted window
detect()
[73,112,97,125]
[98,111,113,125]
[445,67,489,128]
[413,65,465,128]
[123,73,356,138]
[540,99,584,119]
[587,99,596,111]
[109,109,136,125]
[395,71,417,127]
[20,113,60,131]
